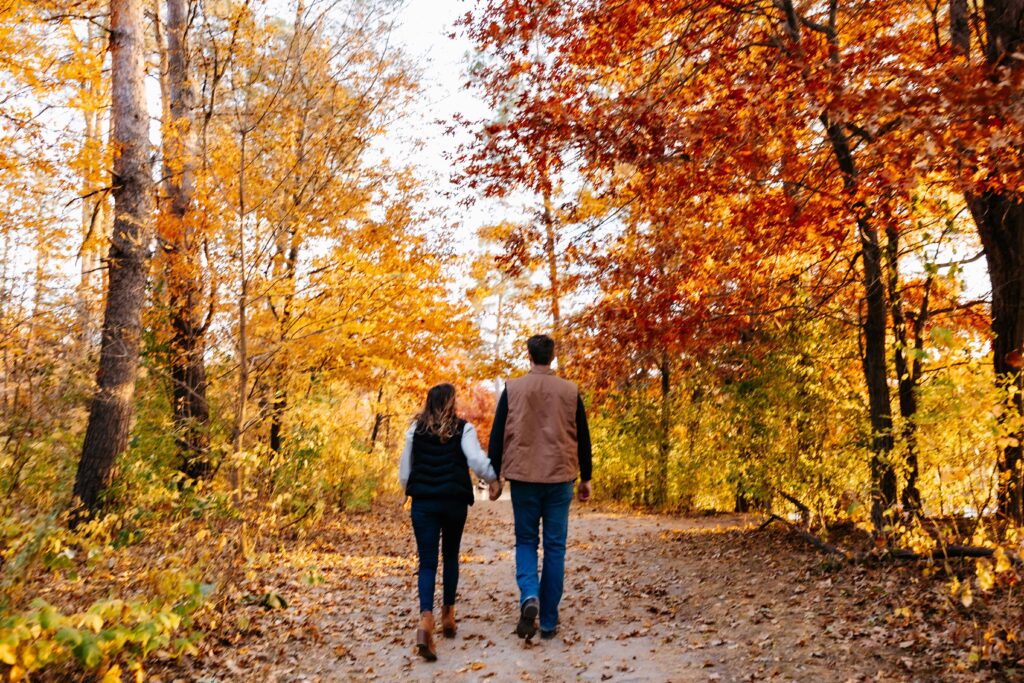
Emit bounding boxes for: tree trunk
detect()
[967,193,1024,521]
[779,1,897,530]
[369,381,387,448]
[884,223,922,514]
[76,21,107,345]
[269,5,307,454]
[232,131,249,491]
[823,116,898,530]
[959,0,1024,521]
[73,0,154,518]
[653,353,671,507]
[951,0,970,54]
[541,187,561,332]
[159,0,210,480]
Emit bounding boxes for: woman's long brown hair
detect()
[415,383,459,442]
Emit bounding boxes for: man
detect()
[488,334,593,641]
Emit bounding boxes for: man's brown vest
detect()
[502,366,579,483]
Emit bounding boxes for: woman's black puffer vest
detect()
[406,419,475,505]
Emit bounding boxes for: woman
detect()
[398,383,497,662]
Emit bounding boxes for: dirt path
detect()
[162,501,956,682]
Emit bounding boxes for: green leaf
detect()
[72,632,102,669]
[38,604,61,630]
[55,627,83,648]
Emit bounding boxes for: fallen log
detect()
[759,514,1023,566]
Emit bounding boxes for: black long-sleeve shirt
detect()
[487,388,593,482]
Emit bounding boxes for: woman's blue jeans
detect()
[410,498,468,612]
[510,480,574,632]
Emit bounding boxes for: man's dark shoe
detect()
[540,628,557,640]
[516,598,539,639]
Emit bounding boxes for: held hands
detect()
[488,479,503,501]
[577,480,592,502]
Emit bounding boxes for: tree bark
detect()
[959,0,1024,521]
[823,116,898,530]
[883,224,922,514]
[778,0,897,530]
[160,0,211,480]
[541,187,561,332]
[76,20,106,341]
[653,353,671,507]
[73,0,154,518]
[967,192,1024,521]
[951,0,971,54]
[269,1,308,454]
[232,131,249,488]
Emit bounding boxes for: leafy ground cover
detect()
[120,500,1024,682]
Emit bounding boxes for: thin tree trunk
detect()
[822,116,898,531]
[269,2,307,454]
[369,382,385,448]
[233,131,249,487]
[653,353,671,507]
[951,0,971,54]
[77,21,106,343]
[779,0,897,530]
[541,187,561,332]
[73,0,154,519]
[160,0,211,480]
[884,223,922,514]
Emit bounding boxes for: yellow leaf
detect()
[995,547,1012,574]
[977,558,995,591]
[961,581,974,608]
[18,645,35,669]
[0,643,16,665]
[99,664,121,683]
[8,664,27,683]
[78,613,103,633]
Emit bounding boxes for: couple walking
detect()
[398,334,593,661]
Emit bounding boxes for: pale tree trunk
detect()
[541,187,561,331]
[494,288,506,397]
[73,0,154,519]
[77,21,107,343]
[955,0,1024,521]
[158,0,211,480]
[231,130,249,498]
[1,231,10,418]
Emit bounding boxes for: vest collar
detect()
[529,365,556,376]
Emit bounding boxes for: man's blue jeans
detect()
[510,480,574,632]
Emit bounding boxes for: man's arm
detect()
[576,395,592,482]
[488,388,509,477]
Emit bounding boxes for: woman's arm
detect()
[463,423,497,483]
[398,422,417,489]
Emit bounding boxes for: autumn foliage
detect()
[2,0,1024,678]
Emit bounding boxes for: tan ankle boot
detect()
[415,611,436,661]
[441,605,456,638]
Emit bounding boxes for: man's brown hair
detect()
[527,334,555,365]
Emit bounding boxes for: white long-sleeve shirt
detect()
[398,421,497,490]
